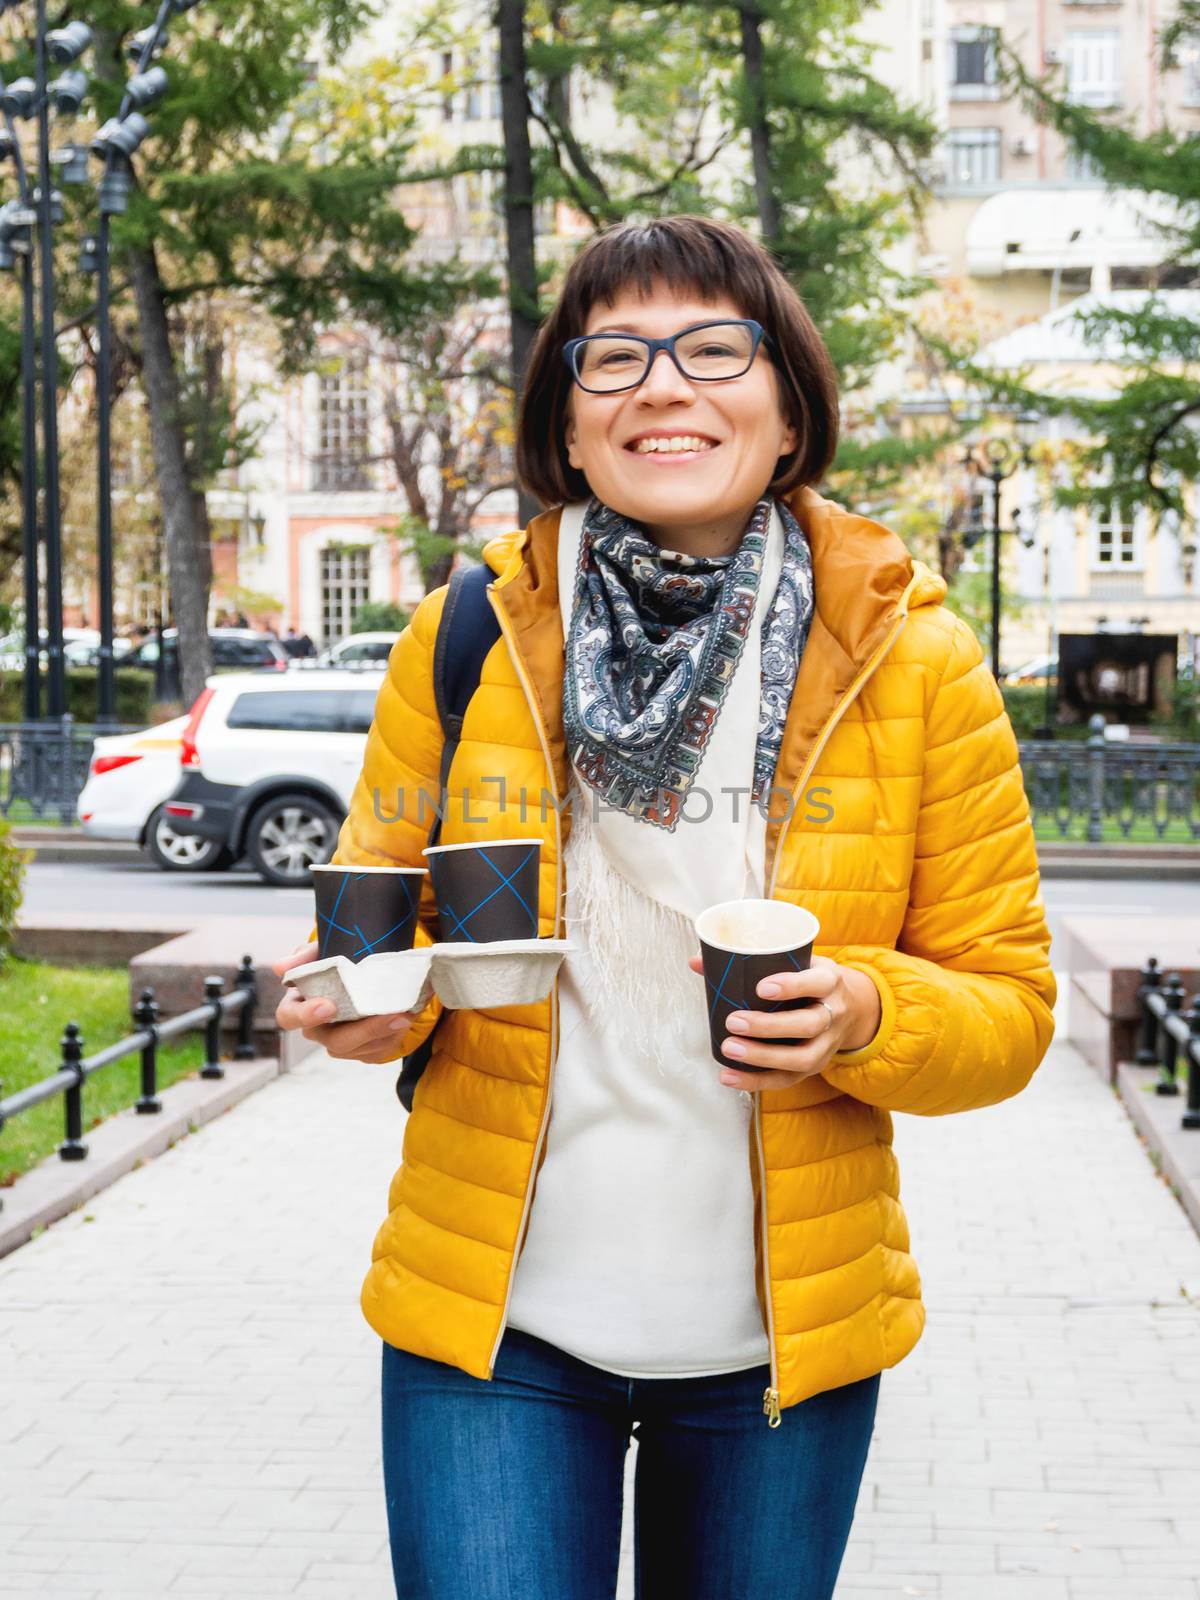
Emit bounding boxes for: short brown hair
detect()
[515,214,839,509]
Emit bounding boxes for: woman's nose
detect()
[636,347,695,401]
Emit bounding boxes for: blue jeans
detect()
[381,1326,880,1600]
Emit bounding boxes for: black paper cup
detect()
[694,898,821,1067]
[423,839,541,943]
[311,865,427,962]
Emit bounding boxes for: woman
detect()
[276,214,1056,1599]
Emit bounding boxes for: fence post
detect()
[234,956,257,1060]
[202,976,225,1079]
[59,1022,88,1161]
[58,713,75,827]
[1086,714,1106,844]
[1156,973,1187,1096]
[1136,957,1162,1064]
[1183,991,1200,1131]
[134,988,161,1114]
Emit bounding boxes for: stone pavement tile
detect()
[168,1580,300,1597]
[996,1544,1129,1576]
[0,1588,102,1600]
[1068,1584,1200,1600]
[919,1582,1070,1600]
[290,1580,395,1600]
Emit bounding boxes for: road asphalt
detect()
[18,857,1187,955]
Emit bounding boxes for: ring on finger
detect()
[817,999,834,1032]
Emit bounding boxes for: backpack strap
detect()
[395,563,501,1112]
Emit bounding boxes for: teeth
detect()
[632,435,716,454]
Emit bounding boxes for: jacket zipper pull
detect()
[762,1387,781,1428]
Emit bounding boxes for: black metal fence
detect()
[4,711,1200,844]
[0,718,97,825]
[1019,727,1200,842]
[1133,959,1200,1129]
[0,958,258,1211]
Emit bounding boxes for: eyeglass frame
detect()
[561,317,779,395]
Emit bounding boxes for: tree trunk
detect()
[127,240,213,706]
[739,5,781,244]
[498,0,542,528]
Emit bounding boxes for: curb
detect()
[1040,859,1200,881]
[18,843,144,865]
[1116,1059,1200,1240]
[10,829,143,865]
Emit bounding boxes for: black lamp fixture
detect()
[958,408,1043,680]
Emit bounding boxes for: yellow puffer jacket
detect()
[337,485,1056,1423]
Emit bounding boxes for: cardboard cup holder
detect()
[283,938,574,1023]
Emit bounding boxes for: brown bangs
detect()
[515,214,839,510]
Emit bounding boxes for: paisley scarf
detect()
[562,492,815,830]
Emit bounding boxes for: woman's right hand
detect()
[273,944,415,1064]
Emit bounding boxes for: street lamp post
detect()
[960,411,1041,680]
[0,2,90,722]
[0,104,41,722]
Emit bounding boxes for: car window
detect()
[226,689,375,733]
[343,690,379,732]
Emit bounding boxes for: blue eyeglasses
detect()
[561,318,777,395]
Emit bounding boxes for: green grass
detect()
[0,959,203,1186]
[1032,814,1200,845]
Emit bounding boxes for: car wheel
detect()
[246,791,340,886]
[146,806,230,873]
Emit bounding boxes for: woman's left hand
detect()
[686,953,883,1092]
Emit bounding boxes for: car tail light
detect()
[89,752,143,777]
[180,687,215,770]
[273,656,287,671]
[166,802,204,819]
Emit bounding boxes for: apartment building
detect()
[929,0,1200,314]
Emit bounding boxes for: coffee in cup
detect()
[694,898,821,1067]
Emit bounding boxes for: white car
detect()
[310,631,400,669]
[76,717,231,871]
[162,669,386,885]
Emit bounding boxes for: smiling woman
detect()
[273,214,1056,1600]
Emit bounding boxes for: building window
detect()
[440,49,453,120]
[464,46,481,121]
[1066,30,1121,107]
[1091,504,1140,568]
[489,38,504,118]
[949,26,999,99]
[945,127,1001,187]
[313,355,371,492]
[320,545,372,646]
[1179,34,1200,105]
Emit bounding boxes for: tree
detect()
[39,0,459,706]
[519,0,936,397]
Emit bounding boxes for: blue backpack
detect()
[395,563,501,1111]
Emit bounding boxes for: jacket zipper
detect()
[484,583,564,1379]
[756,597,913,1426]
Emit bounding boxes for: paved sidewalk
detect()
[2,988,1200,1600]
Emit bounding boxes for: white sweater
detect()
[505,502,776,1377]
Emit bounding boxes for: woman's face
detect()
[562,282,798,555]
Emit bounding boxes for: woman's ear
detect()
[564,409,581,470]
